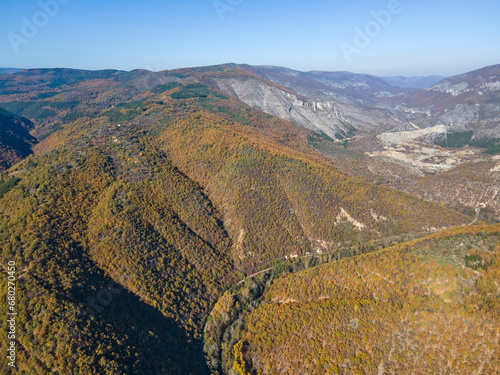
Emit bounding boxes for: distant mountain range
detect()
[383,75,446,89]
[215,223,500,374]
[206,66,401,139]
[1,63,498,172]
[0,66,443,87]
[231,64,413,104]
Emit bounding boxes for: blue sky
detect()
[1,0,499,76]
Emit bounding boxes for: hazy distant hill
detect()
[213,224,500,374]
[383,75,446,89]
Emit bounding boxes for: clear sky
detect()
[1,0,499,77]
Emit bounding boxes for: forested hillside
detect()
[232,225,500,374]
[394,157,500,219]
[0,68,479,374]
[0,146,238,374]
[0,108,36,171]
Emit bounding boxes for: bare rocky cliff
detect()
[212,76,402,140]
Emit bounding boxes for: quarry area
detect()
[367,126,487,174]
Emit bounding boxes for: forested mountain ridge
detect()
[0,67,484,374]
